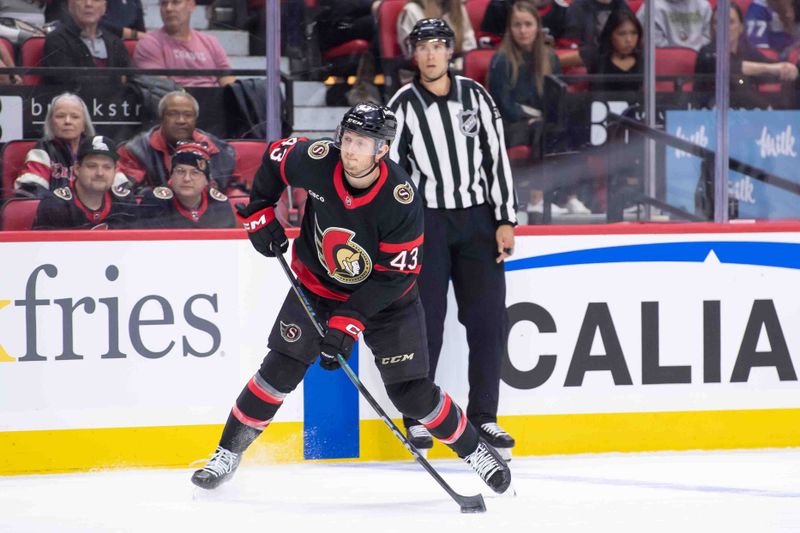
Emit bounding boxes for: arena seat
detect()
[466,0,491,34]
[377,0,406,92]
[627,0,644,13]
[227,139,267,192]
[463,49,494,87]
[554,49,589,93]
[20,37,44,85]
[123,39,137,59]
[1,198,40,230]
[655,47,697,92]
[1,139,36,199]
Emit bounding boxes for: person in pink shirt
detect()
[133,0,236,87]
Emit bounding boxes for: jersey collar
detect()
[333,160,388,209]
[173,189,209,222]
[71,184,112,224]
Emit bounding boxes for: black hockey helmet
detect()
[408,18,455,50]
[336,102,397,152]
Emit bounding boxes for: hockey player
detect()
[33,135,137,230]
[138,142,235,229]
[191,103,512,495]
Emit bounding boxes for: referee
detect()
[388,18,517,458]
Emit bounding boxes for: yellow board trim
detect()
[359,408,800,460]
[4,409,800,475]
[0,300,14,363]
[0,422,304,476]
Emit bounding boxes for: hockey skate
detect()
[478,422,515,461]
[191,446,241,490]
[406,424,434,458]
[462,439,513,495]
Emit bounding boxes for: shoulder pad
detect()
[209,187,228,202]
[393,181,415,205]
[307,140,333,160]
[112,185,131,198]
[53,187,72,201]
[153,186,174,200]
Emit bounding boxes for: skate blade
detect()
[497,482,517,498]
[497,447,513,462]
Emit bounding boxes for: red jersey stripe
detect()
[423,393,452,430]
[378,233,424,253]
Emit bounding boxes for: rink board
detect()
[2,224,800,474]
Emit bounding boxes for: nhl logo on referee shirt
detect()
[393,182,414,204]
[280,321,302,342]
[457,108,480,137]
[308,140,331,160]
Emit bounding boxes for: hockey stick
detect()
[271,244,486,514]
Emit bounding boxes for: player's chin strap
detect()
[269,242,486,514]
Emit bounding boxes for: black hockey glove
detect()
[319,316,364,371]
[235,201,288,257]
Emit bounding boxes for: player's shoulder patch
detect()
[53,186,72,201]
[393,181,414,205]
[307,140,333,160]
[111,184,131,198]
[153,186,174,200]
[209,187,228,202]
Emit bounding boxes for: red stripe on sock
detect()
[439,409,468,445]
[232,405,271,430]
[247,377,283,405]
[422,393,452,430]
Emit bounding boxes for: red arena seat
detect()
[1,198,40,230]
[2,139,36,199]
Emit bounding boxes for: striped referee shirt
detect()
[387,74,518,225]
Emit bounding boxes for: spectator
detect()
[635,0,712,51]
[695,4,798,108]
[139,142,234,228]
[398,0,477,62]
[582,9,643,92]
[388,19,518,458]
[488,1,591,216]
[133,0,235,87]
[1,0,46,27]
[481,0,570,46]
[46,0,146,40]
[117,91,236,191]
[33,135,137,229]
[563,0,631,49]
[42,0,132,88]
[317,0,380,54]
[15,93,129,196]
[745,0,796,53]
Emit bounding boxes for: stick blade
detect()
[458,494,486,513]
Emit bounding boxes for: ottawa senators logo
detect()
[308,140,331,160]
[315,216,372,284]
[280,321,302,343]
[393,182,414,204]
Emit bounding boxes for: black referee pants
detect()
[404,204,509,429]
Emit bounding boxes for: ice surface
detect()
[2,448,800,532]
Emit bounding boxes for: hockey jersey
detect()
[139,186,235,229]
[33,183,138,229]
[251,137,424,326]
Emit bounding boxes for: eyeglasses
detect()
[171,167,205,179]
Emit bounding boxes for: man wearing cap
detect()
[139,142,234,229]
[33,135,137,230]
